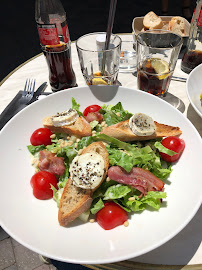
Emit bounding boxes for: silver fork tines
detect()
[20,79,36,104]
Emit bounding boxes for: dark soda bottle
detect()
[35,0,77,91]
[181,0,202,73]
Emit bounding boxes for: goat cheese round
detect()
[69,152,105,189]
[129,113,156,136]
[51,109,79,127]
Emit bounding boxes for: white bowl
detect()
[186,63,202,118]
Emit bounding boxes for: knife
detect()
[171,76,187,82]
[0,82,48,130]
[28,82,47,104]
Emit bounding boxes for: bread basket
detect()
[132,16,190,45]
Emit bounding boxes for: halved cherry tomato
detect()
[96,202,128,230]
[83,105,101,116]
[159,136,185,163]
[30,128,53,146]
[30,171,58,200]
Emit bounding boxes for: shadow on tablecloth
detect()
[187,104,202,137]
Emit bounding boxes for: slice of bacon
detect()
[39,150,65,176]
[85,112,103,123]
[108,166,164,195]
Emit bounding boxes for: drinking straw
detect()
[101,0,117,75]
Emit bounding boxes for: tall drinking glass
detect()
[136,30,183,96]
[76,32,122,85]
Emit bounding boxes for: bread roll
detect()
[143,11,163,30]
[168,16,185,36]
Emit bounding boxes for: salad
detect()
[27,98,185,230]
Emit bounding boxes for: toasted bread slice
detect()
[43,116,92,138]
[101,120,182,142]
[58,142,109,226]
[58,178,93,226]
[168,16,185,36]
[143,11,163,30]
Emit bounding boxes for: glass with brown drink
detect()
[137,58,172,96]
[136,30,182,97]
[181,50,202,74]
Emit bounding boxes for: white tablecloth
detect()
[0,34,201,268]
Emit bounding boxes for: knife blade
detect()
[171,76,187,82]
[0,82,48,130]
[28,82,47,104]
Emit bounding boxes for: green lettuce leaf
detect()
[27,145,45,155]
[103,184,131,200]
[112,200,132,212]
[46,143,77,163]
[154,142,177,156]
[99,104,113,113]
[58,167,69,189]
[96,124,102,133]
[61,146,77,163]
[124,191,167,212]
[79,210,91,222]
[51,185,64,207]
[77,136,94,150]
[51,133,69,142]
[103,111,121,126]
[46,144,61,155]
[107,148,134,172]
[90,120,99,130]
[92,179,118,200]
[90,198,105,214]
[93,133,134,151]
[100,102,133,126]
[72,97,83,117]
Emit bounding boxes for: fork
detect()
[20,79,36,104]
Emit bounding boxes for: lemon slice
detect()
[92,78,108,85]
[150,58,169,80]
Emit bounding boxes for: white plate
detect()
[186,63,202,118]
[0,86,201,264]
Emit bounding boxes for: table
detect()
[0,34,201,270]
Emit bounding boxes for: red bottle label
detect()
[192,8,202,26]
[37,24,60,45]
[61,21,70,43]
[197,10,202,26]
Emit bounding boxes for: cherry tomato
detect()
[96,202,128,230]
[159,136,185,163]
[83,105,101,116]
[30,171,58,200]
[30,128,53,146]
